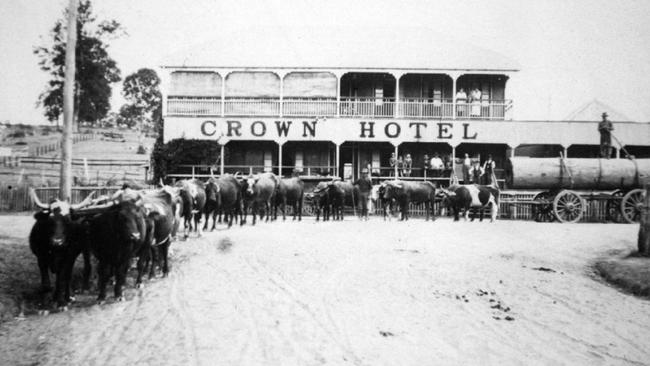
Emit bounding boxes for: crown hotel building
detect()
[160,27,650,182]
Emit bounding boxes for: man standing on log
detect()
[599,112,614,158]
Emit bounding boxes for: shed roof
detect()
[161,26,519,72]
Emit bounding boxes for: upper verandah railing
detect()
[166,97,512,120]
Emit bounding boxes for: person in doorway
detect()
[403,154,413,177]
[482,154,496,185]
[353,168,373,220]
[470,86,482,117]
[470,160,483,184]
[599,112,614,158]
[462,153,472,184]
[397,156,404,177]
[423,154,430,178]
[456,88,467,117]
[389,152,397,177]
[430,152,444,177]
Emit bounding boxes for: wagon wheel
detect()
[621,188,645,224]
[553,190,584,223]
[605,190,624,223]
[533,191,555,222]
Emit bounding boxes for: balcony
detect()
[166,97,511,120]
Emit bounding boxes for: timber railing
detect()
[166,97,511,120]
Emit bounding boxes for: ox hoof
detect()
[136,283,144,289]
[96,299,106,306]
[57,305,69,312]
[38,309,50,316]
[116,296,125,302]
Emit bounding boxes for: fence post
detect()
[638,184,650,256]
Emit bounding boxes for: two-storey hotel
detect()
[160,27,650,182]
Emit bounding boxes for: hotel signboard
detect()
[164,117,650,148]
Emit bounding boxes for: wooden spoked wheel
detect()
[605,190,624,223]
[553,190,585,223]
[533,191,555,222]
[621,188,645,224]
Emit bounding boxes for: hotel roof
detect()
[161,26,519,72]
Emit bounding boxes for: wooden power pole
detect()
[60,0,77,200]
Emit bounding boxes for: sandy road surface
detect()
[0,217,648,365]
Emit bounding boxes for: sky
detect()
[1,0,650,124]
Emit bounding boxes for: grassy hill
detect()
[0,124,155,187]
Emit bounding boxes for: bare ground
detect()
[0,215,648,365]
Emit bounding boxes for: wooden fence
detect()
[0,186,122,212]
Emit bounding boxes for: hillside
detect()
[0,124,155,187]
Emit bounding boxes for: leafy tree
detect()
[34,0,123,125]
[121,68,162,133]
[117,104,142,129]
[151,139,223,183]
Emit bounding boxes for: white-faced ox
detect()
[241,172,278,225]
[440,184,499,222]
[382,180,437,221]
[175,179,206,237]
[28,189,95,309]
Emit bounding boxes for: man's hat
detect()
[361,168,369,174]
[602,112,608,118]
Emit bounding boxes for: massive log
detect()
[506,157,650,190]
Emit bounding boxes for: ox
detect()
[370,183,395,220]
[28,189,95,308]
[440,184,500,222]
[204,173,242,229]
[241,172,278,225]
[140,188,177,278]
[383,180,437,221]
[175,179,206,237]
[327,180,357,220]
[310,182,331,221]
[79,199,152,302]
[203,178,221,231]
[274,177,304,221]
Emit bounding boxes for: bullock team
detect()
[27,172,499,310]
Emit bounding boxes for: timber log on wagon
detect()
[504,156,650,223]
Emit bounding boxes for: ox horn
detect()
[29,188,49,210]
[73,201,117,216]
[71,191,96,210]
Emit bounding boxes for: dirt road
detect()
[0,218,648,365]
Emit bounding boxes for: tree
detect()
[34,0,123,125]
[121,68,162,134]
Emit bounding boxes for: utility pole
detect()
[60,0,77,200]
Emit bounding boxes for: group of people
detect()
[455,86,484,117]
[422,153,452,177]
[460,153,496,185]
[388,153,414,177]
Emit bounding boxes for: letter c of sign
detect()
[201,120,217,136]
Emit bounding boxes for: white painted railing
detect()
[167,97,511,119]
[224,98,280,116]
[455,100,511,120]
[398,99,454,118]
[167,97,220,116]
[283,98,337,117]
[339,98,395,118]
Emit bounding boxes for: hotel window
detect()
[295,150,304,173]
[375,87,384,106]
[263,150,273,172]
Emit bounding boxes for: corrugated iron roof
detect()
[161,26,519,72]
[565,99,632,122]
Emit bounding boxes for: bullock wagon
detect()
[503,156,650,223]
